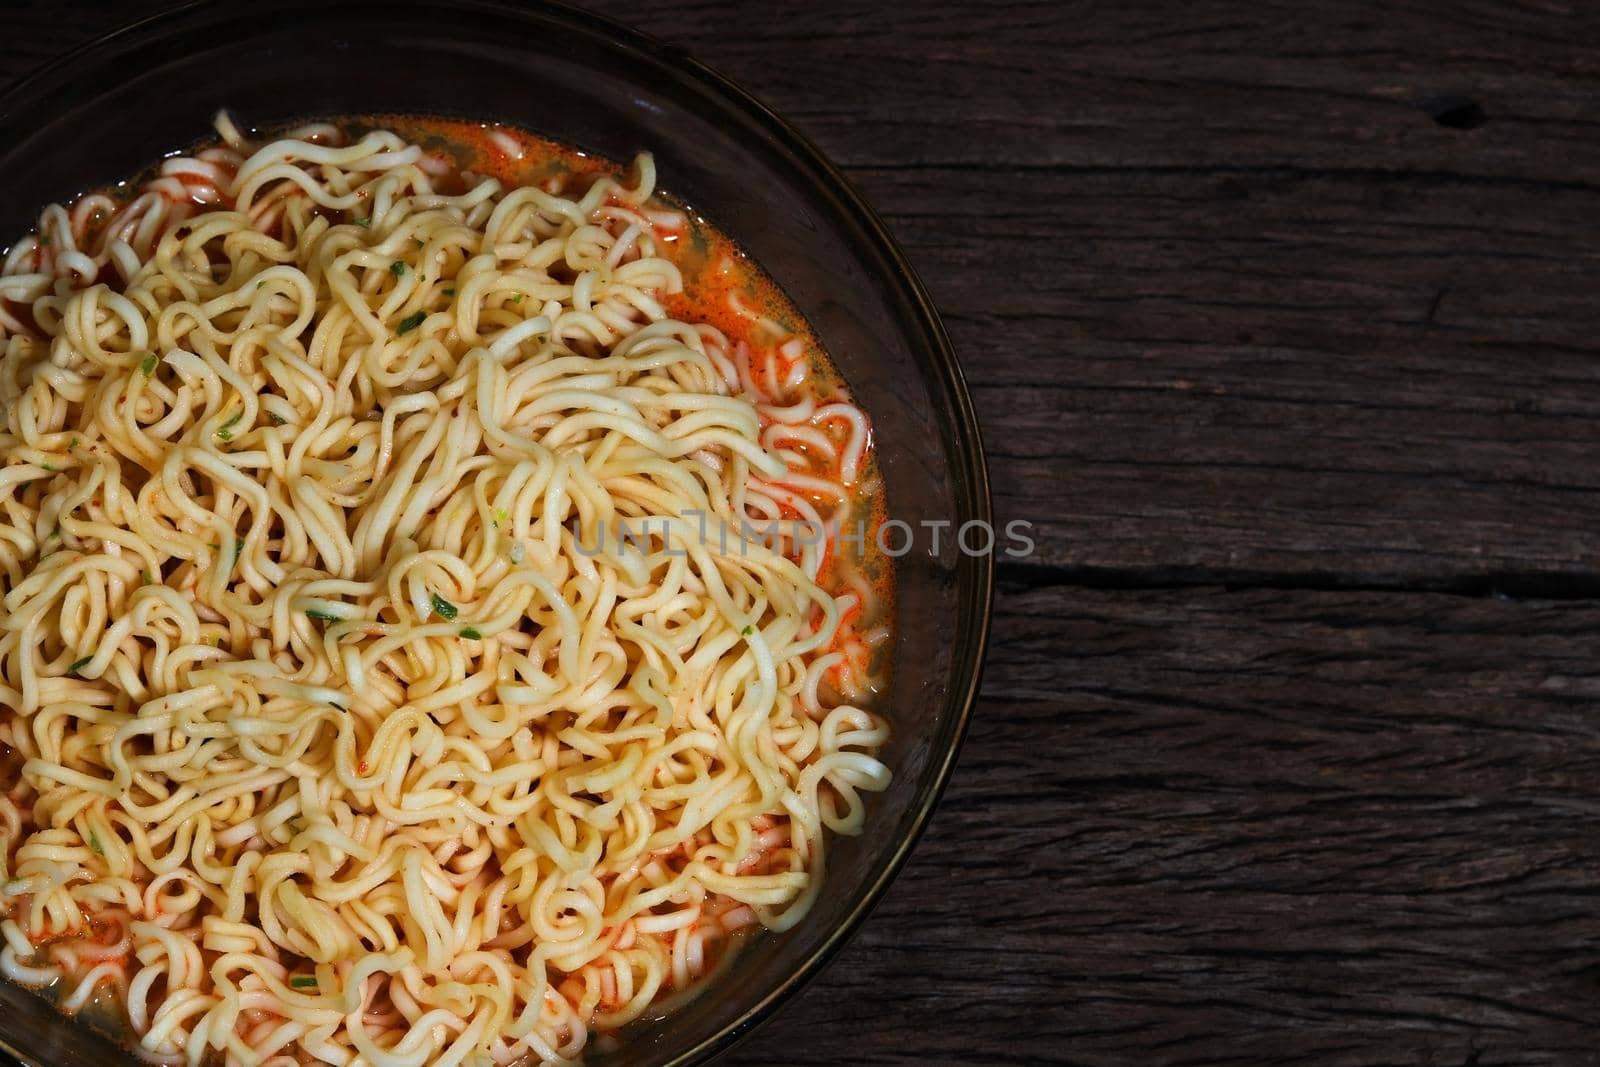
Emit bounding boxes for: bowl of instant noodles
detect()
[0,1,990,1064]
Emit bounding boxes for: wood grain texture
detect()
[774,584,1600,1066]
[4,1,1600,1065]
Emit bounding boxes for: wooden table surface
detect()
[10,2,1600,1064]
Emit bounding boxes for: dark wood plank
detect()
[745,584,1600,1066]
[937,165,1600,590]
[597,0,1600,182]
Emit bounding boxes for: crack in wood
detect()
[996,561,1600,602]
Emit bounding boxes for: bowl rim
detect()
[0,2,995,1064]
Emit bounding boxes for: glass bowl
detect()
[0,1,992,1064]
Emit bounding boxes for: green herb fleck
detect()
[289,976,318,989]
[88,833,103,856]
[353,217,370,228]
[232,539,244,569]
[305,608,340,623]
[142,570,154,586]
[430,593,458,621]
[492,507,508,525]
[390,261,406,278]
[510,293,524,304]
[397,310,426,334]
[442,286,456,296]
[216,411,243,441]
[269,412,286,426]
[69,437,78,449]
[741,625,754,636]
[38,234,50,247]
[139,353,158,376]
[459,627,482,640]
[256,280,266,289]
[40,463,55,472]
[67,655,92,675]
[413,237,424,248]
